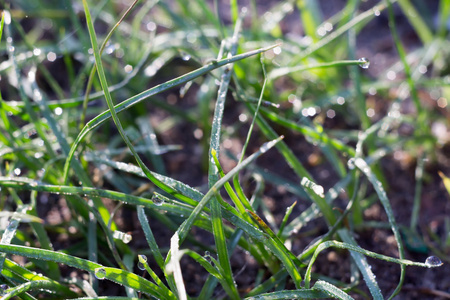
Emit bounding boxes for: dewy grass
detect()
[0,0,448,299]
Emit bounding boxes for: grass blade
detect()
[0,244,170,298]
[167,232,187,300]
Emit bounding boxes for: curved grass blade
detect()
[303,240,439,289]
[0,280,73,300]
[268,59,367,80]
[243,100,336,226]
[176,136,283,245]
[80,0,140,129]
[244,289,329,299]
[353,157,406,299]
[136,206,165,271]
[71,298,139,300]
[277,201,296,240]
[246,210,303,288]
[338,229,383,300]
[312,280,354,300]
[294,1,389,61]
[396,0,433,44]
[0,244,172,299]
[0,205,31,271]
[84,154,203,203]
[206,12,243,300]
[62,43,279,184]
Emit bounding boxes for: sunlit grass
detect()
[0,0,448,299]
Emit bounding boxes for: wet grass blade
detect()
[354,157,406,299]
[176,136,284,244]
[206,13,243,299]
[244,289,330,299]
[62,42,279,189]
[136,206,165,271]
[312,280,354,300]
[0,244,172,298]
[338,229,383,299]
[1,280,75,300]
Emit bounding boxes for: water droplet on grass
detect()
[138,254,147,264]
[137,262,145,270]
[181,52,191,61]
[347,158,356,170]
[425,256,443,267]
[94,267,106,279]
[54,107,63,116]
[358,57,370,69]
[204,251,212,263]
[151,194,164,206]
[137,255,147,271]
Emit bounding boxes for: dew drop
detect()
[47,52,57,62]
[137,262,145,270]
[425,256,443,267]
[54,107,63,116]
[94,267,106,279]
[138,254,147,264]
[124,64,133,73]
[204,251,212,263]
[138,254,147,271]
[181,52,191,61]
[151,194,164,206]
[358,57,370,69]
[347,158,356,170]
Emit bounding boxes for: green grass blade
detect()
[63,43,279,186]
[184,250,223,280]
[268,59,368,80]
[0,244,170,298]
[80,0,139,129]
[245,289,330,299]
[338,229,383,299]
[353,157,406,299]
[136,206,165,271]
[0,205,30,271]
[243,101,337,225]
[176,136,283,244]
[396,0,433,44]
[438,0,450,38]
[410,152,425,229]
[246,210,303,288]
[206,13,243,299]
[84,154,203,203]
[297,0,323,42]
[277,201,296,240]
[294,1,388,61]
[312,280,354,300]
[303,239,441,288]
[0,280,74,300]
[71,298,139,300]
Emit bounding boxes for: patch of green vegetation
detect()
[0,0,448,299]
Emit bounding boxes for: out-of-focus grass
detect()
[0,0,448,299]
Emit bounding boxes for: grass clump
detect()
[0,0,448,299]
